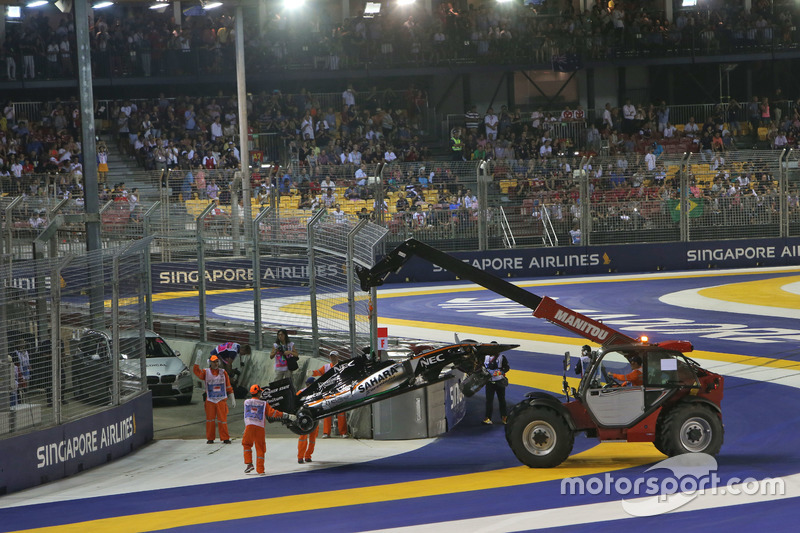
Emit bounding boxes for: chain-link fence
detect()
[378,160,486,252]
[130,193,388,362]
[685,150,784,241]
[581,152,688,245]
[5,150,799,260]
[509,149,790,247]
[308,210,387,357]
[785,149,800,238]
[1,243,148,438]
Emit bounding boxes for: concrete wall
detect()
[514,70,579,108]
[591,66,621,109]
[169,338,328,394]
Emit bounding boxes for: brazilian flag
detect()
[667,198,705,222]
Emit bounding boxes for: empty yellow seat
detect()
[185,199,210,217]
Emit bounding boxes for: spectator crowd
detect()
[1,0,799,81]
[3,80,800,244]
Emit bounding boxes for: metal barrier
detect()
[133,188,388,362]
[1,204,388,440]
[10,101,44,123]
[3,149,796,258]
[784,149,800,238]
[0,148,800,262]
[379,160,485,252]
[0,243,149,438]
[684,149,784,242]
[579,152,689,246]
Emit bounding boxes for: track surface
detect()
[2,267,800,532]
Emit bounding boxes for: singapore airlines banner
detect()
[144,238,800,290]
[0,393,153,494]
[151,256,344,293]
[381,237,800,283]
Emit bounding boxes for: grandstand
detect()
[2,0,800,256]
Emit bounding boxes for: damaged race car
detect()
[262,340,517,435]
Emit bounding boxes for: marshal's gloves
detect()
[228,395,236,408]
[283,413,297,422]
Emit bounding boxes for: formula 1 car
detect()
[354,238,725,467]
[263,340,518,435]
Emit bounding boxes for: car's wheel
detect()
[661,403,724,456]
[91,383,113,406]
[73,377,86,401]
[507,405,574,468]
[176,395,192,405]
[71,364,88,401]
[461,368,491,397]
[285,408,319,436]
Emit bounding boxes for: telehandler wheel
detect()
[661,403,724,456]
[507,405,574,468]
[653,424,669,456]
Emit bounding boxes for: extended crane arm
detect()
[356,239,637,347]
[356,238,544,310]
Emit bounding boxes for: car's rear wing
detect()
[356,239,637,347]
[261,378,298,416]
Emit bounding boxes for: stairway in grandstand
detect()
[97,132,159,200]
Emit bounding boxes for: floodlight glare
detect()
[398,0,415,5]
[26,1,50,7]
[284,0,305,9]
[92,1,114,8]
[204,2,222,8]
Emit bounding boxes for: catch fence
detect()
[1,243,149,437]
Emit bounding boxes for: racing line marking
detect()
[12,443,664,533]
